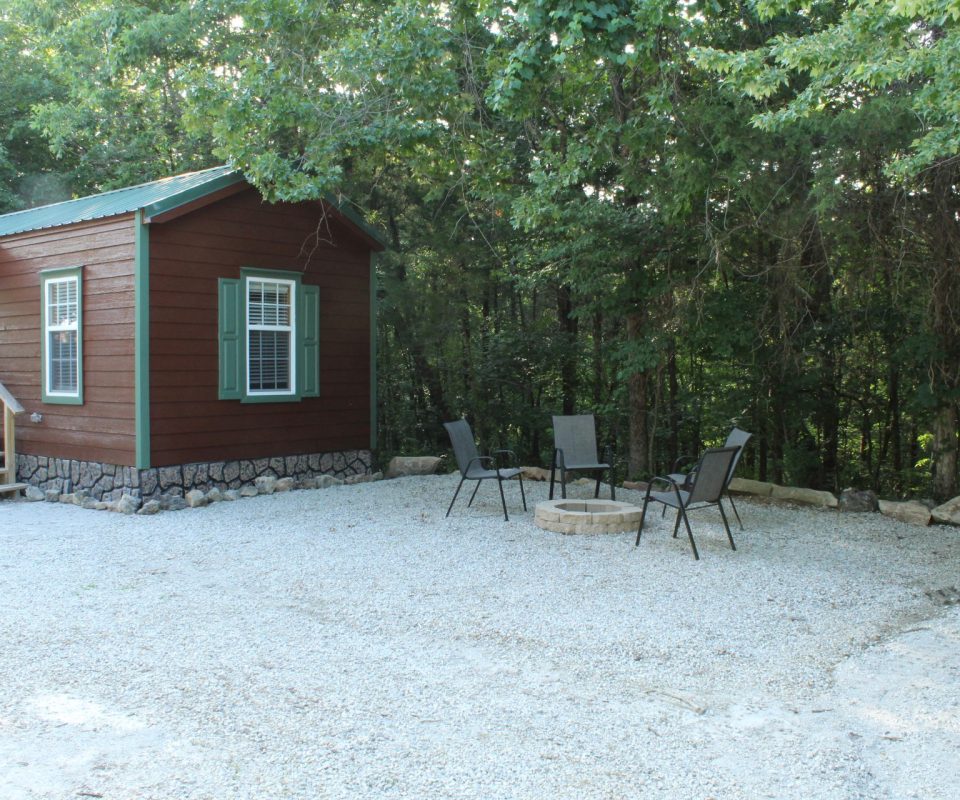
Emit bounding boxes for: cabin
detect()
[0,166,384,501]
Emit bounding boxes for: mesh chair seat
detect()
[444,419,526,521]
[549,414,615,501]
[635,446,740,560]
[465,466,524,481]
[667,427,752,529]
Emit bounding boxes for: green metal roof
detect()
[0,164,387,248]
[0,166,242,238]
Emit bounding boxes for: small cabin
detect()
[0,166,384,501]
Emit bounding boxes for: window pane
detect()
[248,280,291,327]
[249,330,291,391]
[48,279,78,327]
[49,329,78,392]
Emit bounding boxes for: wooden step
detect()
[0,483,27,495]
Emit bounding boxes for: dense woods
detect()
[1,0,958,499]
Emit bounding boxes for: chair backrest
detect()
[444,419,480,476]
[688,447,740,504]
[552,414,599,463]
[723,427,752,482]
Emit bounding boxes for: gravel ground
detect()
[1,474,959,799]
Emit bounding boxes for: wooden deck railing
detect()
[0,379,25,491]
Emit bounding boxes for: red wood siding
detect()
[0,216,137,465]
[148,189,371,466]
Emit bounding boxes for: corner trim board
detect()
[134,210,151,469]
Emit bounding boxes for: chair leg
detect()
[672,511,682,539]
[727,490,744,530]
[594,473,601,498]
[560,467,567,499]
[496,474,509,522]
[679,507,700,560]
[518,474,527,511]
[610,469,615,501]
[467,480,482,508]
[446,476,467,517]
[718,500,736,551]
[635,497,650,546]
[549,465,556,500]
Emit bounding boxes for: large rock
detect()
[185,489,208,508]
[137,500,161,516]
[255,476,277,495]
[116,494,142,515]
[521,466,552,482]
[771,485,839,508]
[879,499,932,527]
[24,486,45,502]
[386,456,442,479]
[160,493,188,511]
[931,496,960,526]
[728,478,776,497]
[839,488,879,513]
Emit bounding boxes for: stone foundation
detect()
[16,450,374,502]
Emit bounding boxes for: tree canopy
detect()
[2,0,958,499]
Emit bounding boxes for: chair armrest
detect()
[493,449,519,467]
[464,455,494,474]
[646,475,687,505]
[648,475,681,490]
[671,454,697,473]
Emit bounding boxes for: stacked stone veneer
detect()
[16,450,373,502]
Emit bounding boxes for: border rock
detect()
[879,500,932,527]
[728,478,776,497]
[386,456,442,479]
[839,488,879,513]
[931,496,960,526]
[771,485,839,508]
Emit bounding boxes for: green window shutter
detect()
[299,284,320,397]
[218,278,243,399]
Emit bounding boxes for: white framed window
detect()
[41,267,83,404]
[246,276,296,396]
[218,269,319,402]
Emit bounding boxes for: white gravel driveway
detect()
[1,475,959,799]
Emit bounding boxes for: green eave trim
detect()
[134,210,151,469]
[142,171,247,219]
[324,193,388,250]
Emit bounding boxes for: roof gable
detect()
[0,166,240,238]
[0,166,387,250]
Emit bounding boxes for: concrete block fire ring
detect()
[534,499,643,535]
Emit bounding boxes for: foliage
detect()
[1,0,957,497]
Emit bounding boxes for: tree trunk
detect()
[626,311,650,478]
[932,404,958,502]
[926,163,960,501]
[557,284,578,414]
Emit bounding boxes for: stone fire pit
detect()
[534,499,643,535]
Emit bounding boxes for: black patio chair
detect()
[636,446,740,560]
[549,414,615,501]
[668,427,752,529]
[443,419,527,522]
